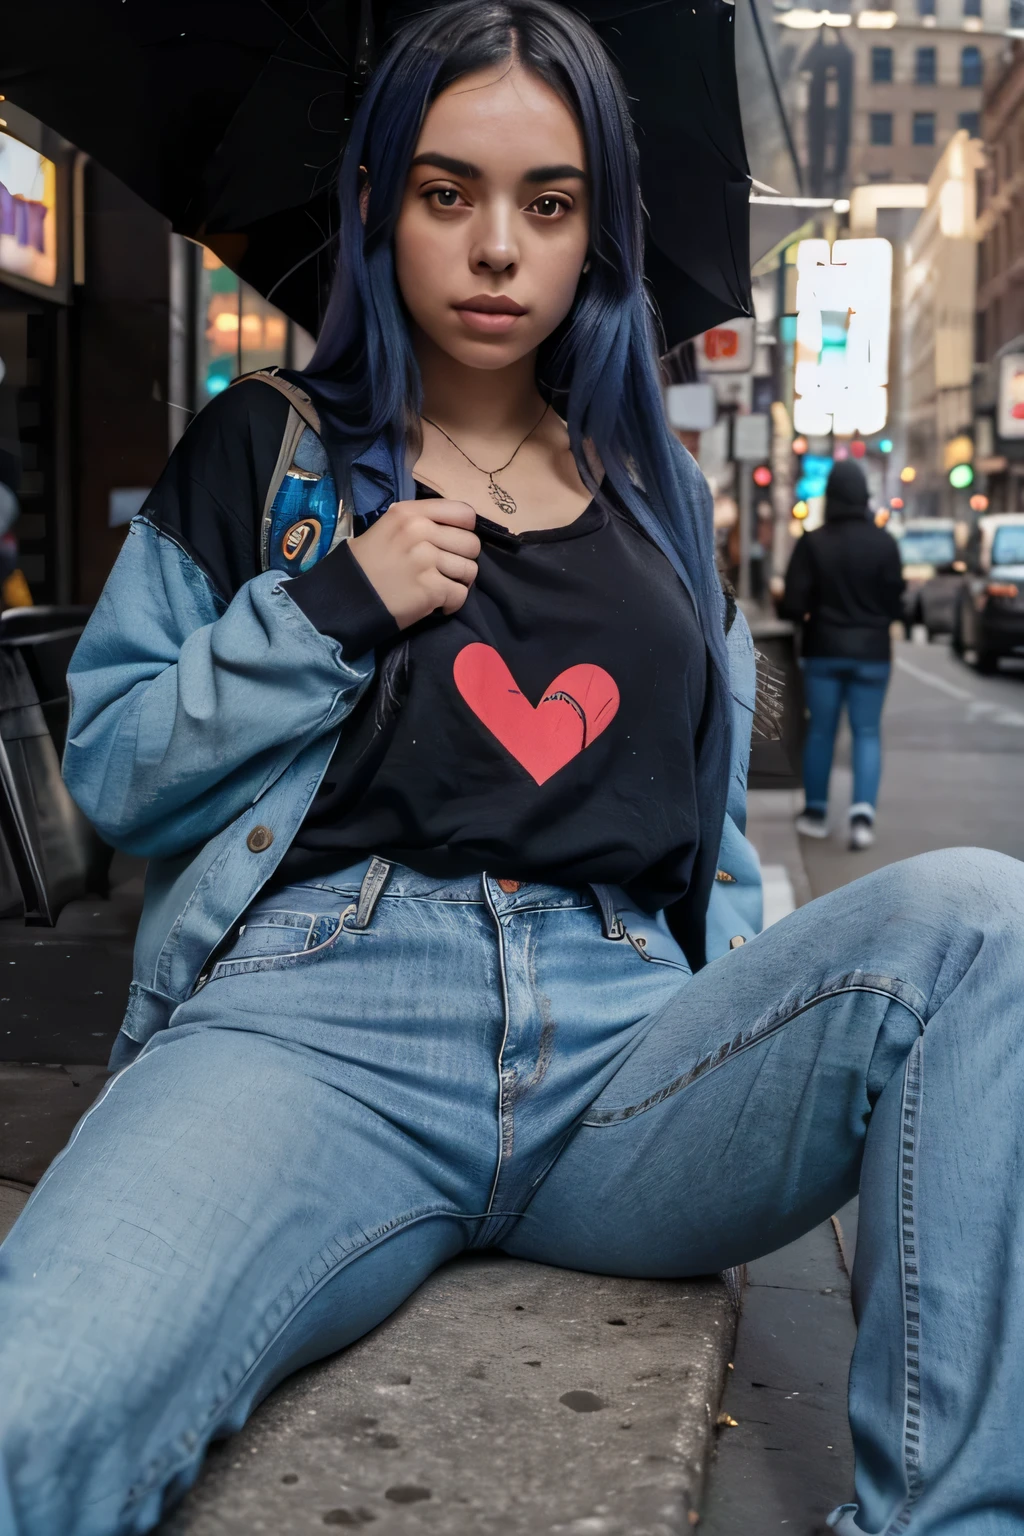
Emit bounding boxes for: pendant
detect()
[488,477,517,516]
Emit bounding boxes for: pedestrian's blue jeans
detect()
[2,849,1023,1535]
[802,656,892,816]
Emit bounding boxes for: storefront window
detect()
[197,248,292,403]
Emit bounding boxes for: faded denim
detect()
[2,846,1024,1534]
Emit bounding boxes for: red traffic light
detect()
[752,465,773,488]
[850,440,866,459]
[891,496,904,510]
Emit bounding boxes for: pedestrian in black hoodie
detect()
[781,460,905,850]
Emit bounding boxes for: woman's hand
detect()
[348,499,480,629]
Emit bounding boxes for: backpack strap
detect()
[232,366,321,433]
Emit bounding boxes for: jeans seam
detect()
[116,1205,492,1520]
[882,1039,925,1536]
[580,973,926,1126]
[482,876,512,1214]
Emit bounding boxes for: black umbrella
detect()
[0,0,751,346]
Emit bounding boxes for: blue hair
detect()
[301,1,733,957]
[303,0,728,689]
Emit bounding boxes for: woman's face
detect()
[393,62,590,372]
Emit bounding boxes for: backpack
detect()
[232,367,352,576]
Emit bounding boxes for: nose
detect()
[469,198,519,277]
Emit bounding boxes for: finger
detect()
[437,576,471,615]
[434,551,478,588]
[420,499,478,530]
[426,524,482,560]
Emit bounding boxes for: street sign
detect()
[997,354,1024,439]
[733,413,771,461]
[697,317,756,373]
[665,383,717,432]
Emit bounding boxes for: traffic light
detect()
[752,465,772,488]
[900,466,916,484]
[792,500,809,520]
[970,493,989,512]
[949,463,974,490]
[878,439,893,454]
[850,441,866,459]
[792,437,808,455]
[891,496,904,510]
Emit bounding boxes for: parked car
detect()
[953,514,1024,672]
[895,519,963,639]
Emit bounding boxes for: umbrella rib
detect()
[255,0,350,68]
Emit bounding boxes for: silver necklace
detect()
[421,404,549,516]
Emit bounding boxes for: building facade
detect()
[901,129,985,512]
[774,0,1009,194]
[974,39,1024,506]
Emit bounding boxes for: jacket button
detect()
[497,879,520,893]
[715,869,737,883]
[729,934,746,950]
[246,825,274,853]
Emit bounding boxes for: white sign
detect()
[697,317,756,373]
[733,413,771,461]
[792,238,892,437]
[997,354,1024,440]
[666,383,717,432]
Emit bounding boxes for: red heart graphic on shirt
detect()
[453,643,620,785]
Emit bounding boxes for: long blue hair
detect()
[302,0,732,957]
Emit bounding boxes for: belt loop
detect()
[589,882,626,940]
[352,856,393,930]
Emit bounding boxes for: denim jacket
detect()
[63,430,763,1064]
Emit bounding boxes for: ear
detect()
[359,165,370,227]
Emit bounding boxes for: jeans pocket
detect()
[208,907,348,980]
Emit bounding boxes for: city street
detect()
[801,636,1024,895]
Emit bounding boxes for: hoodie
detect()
[780,461,905,660]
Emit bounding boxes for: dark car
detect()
[953,515,1024,672]
[895,520,964,640]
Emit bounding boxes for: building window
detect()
[961,46,983,86]
[871,46,894,82]
[963,0,982,14]
[913,111,936,144]
[915,46,937,83]
[918,0,936,13]
[870,112,895,144]
[1013,0,1024,27]
[959,110,981,135]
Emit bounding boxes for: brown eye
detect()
[430,187,460,208]
[531,195,568,219]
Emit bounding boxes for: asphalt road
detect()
[800,636,1024,899]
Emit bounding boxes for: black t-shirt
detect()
[139,382,711,918]
[277,485,709,913]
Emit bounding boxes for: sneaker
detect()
[795,809,829,839]
[849,814,875,851]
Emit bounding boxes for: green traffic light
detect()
[878,438,893,454]
[948,463,974,490]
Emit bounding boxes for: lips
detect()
[453,294,528,335]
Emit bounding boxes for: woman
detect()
[2,7,1022,1534]
[781,460,905,851]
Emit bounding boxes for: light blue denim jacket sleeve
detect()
[704,610,764,959]
[63,518,375,861]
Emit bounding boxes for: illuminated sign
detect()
[792,238,892,438]
[997,354,1024,440]
[697,317,755,374]
[0,131,57,288]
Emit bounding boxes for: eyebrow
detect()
[410,152,587,183]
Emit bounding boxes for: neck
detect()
[414,328,544,440]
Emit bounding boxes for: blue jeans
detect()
[2,851,1024,1535]
[802,656,892,816]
